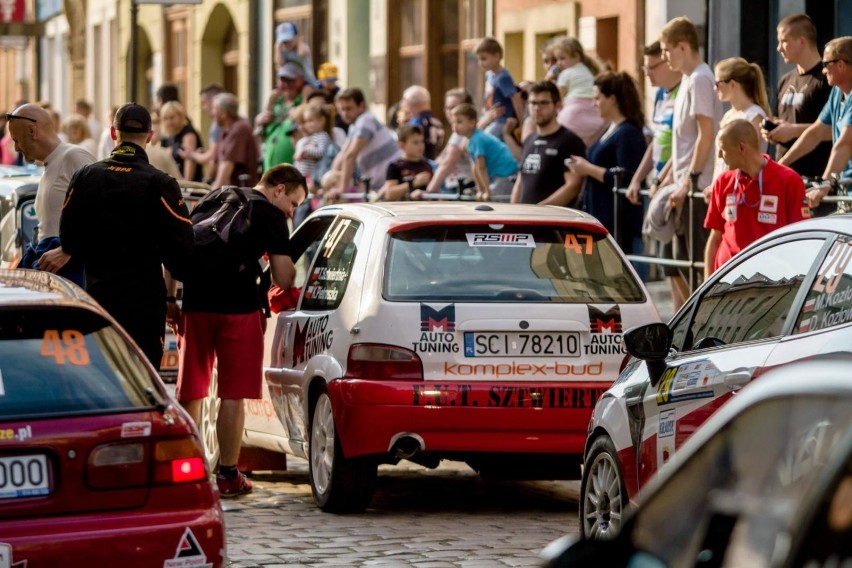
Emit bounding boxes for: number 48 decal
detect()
[41,330,91,365]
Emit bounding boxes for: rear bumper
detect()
[328,379,611,458]
[1,497,225,567]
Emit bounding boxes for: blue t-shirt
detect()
[467,129,519,179]
[818,86,852,179]
[484,68,518,122]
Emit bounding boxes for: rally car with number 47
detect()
[580,214,852,540]
[258,202,659,512]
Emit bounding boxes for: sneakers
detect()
[216,470,252,498]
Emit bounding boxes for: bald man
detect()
[401,85,444,160]
[6,103,95,283]
[704,119,808,278]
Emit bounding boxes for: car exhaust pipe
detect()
[388,433,424,459]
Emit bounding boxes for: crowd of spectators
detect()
[3,13,851,310]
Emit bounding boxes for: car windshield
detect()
[384,224,644,303]
[0,307,158,421]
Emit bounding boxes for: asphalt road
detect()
[223,457,580,567]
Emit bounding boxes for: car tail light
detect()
[153,438,208,484]
[87,443,148,489]
[343,344,423,381]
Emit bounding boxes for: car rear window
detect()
[0,307,159,421]
[385,224,644,303]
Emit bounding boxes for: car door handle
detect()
[724,370,753,391]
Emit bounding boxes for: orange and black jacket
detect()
[60,141,194,295]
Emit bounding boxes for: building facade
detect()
[3,1,852,158]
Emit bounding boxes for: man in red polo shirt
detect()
[704,119,809,278]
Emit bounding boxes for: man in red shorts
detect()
[704,119,808,279]
[173,164,306,497]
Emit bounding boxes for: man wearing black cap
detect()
[45,102,195,371]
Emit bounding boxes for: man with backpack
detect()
[172,163,306,498]
[53,103,194,371]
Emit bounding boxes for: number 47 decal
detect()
[565,234,594,254]
[41,330,91,366]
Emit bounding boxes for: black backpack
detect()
[190,185,273,316]
[191,185,267,245]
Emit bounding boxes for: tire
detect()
[199,370,221,471]
[309,389,377,513]
[579,436,628,540]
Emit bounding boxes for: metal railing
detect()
[608,168,852,293]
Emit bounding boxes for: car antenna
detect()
[475,204,493,211]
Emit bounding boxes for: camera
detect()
[761,118,778,132]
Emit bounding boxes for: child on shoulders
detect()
[475,37,526,142]
[551,36,607,147]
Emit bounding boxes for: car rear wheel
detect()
[309,389,377,512]
[200,370,221,470]
[580,435,627,540]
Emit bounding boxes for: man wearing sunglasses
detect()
[704,119,808,279]
[5,104,95,284]
[779,36,852,213]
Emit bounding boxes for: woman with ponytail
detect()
[711,57,770,180]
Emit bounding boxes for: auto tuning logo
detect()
[293,315,334,366]
[588,306,622,334]
[420,303,455,332]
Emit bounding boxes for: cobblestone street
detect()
[224,458,580,567]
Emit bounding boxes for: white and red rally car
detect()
[580,214,852,539]
[254,202,659,512]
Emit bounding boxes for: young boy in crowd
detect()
[377,124,433,201]
[450,103,519,201]
[475,37,525,140]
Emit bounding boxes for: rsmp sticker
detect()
[466,233,536,247]
[163,528,212,568]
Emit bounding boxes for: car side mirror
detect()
[624,323,673,387]
[624,323,672,361]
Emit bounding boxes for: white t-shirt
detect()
[443,132,472,180]
[672,63,724,189]
[35,142,96,239]
[556,63,595,99]
[348,111,401,189]
[712,103,768,180]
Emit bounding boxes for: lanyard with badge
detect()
[724,159,777,224]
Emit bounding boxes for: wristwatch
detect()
[650,177,661,187]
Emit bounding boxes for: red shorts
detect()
[175,311,265,401]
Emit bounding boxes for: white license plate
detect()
[464,332,581,357]
[0,454,50,499]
